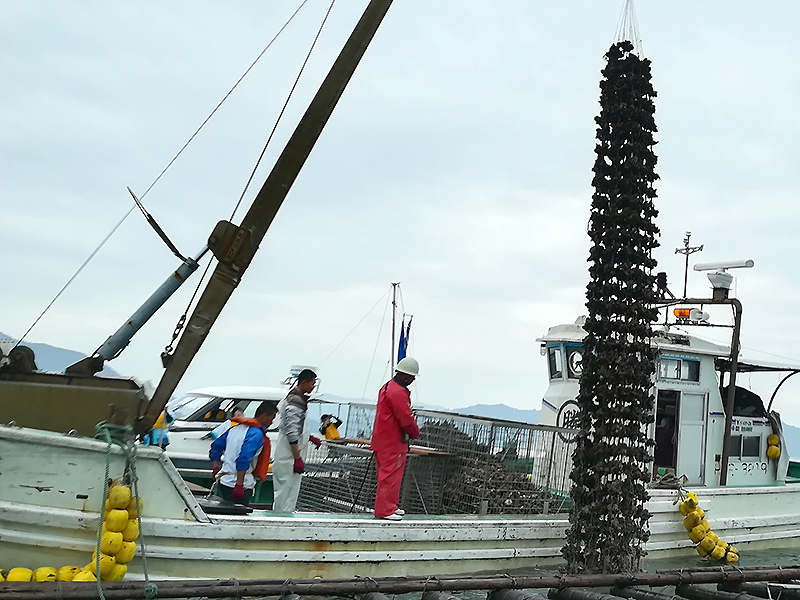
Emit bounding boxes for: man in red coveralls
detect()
[371,356,421,520]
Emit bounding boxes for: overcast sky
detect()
[3,2,800,423]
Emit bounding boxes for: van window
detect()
[169,395,213,421]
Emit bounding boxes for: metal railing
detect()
[299,401,576,515]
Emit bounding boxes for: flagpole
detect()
[391,282,399,372]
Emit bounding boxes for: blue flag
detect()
[397,316,412,362]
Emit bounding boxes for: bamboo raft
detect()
[1,564,799,600]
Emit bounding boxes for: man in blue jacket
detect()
[209,401,277,506]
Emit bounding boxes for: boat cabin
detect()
[537,317,794,488]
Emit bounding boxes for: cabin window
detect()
[659,358,680,380]
[548,346,564,380]
[683,360,700,381]
[729,434,761,459]
[658,356,700,382]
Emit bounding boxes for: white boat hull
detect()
[2,425,800,579]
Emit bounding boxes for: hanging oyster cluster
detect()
[562,39,660,574]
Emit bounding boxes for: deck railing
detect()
[299,401,577,516]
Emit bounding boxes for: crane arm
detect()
[139,0,394,433]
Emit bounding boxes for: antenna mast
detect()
[675,231,704,298]
[390,282,399,372]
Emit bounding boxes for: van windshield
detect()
[168,394,214,421]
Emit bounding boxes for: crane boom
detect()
[139,0,394,433]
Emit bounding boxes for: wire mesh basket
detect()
[298,401,576,515]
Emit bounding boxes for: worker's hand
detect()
[309,435,322,448]
[212,465,222,479]
[231,483,245,502]
[293,457,305,474]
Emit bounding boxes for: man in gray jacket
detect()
[272,369,322,512]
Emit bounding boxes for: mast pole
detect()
[675,231,703,299]
[139,0,396,433]
[391,282,399,372]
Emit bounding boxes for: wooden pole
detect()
[3,567,800,600]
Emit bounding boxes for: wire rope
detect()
[361,291,391,401]
[317,288,390,369]
[229,0,337,221]
[14,0,311,348]
[165,0,338,355]
[614,0,643,55]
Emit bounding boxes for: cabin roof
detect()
[538,320,730,357]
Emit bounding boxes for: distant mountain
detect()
[0,332,121,377]
[317,393,540,425]
[451,404,540,425]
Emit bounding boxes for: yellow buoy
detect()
[7,568,33,582]
[699,536,717,553]
[684,496,697,510]
[696,544,709,557]
[705,531,719,544]
[109,485,132,510]
[679,501,691,516]
[105,509,129,532]
[0,570,5,582]
[73,570,97,582]
[729,546,739,555]
[768,445,781,459]
[701,519,711,532]
[57,566,81,581]
[683,512,701,531]
[727,552,739,563]
[90,551,116,576]
[115,541,137,565]
[710,545,726,561]
[689,525,706,543]
[103,563,128,582]
[716,539,729,550]
[768,434,780,446]
[33,567,57,582]
[101,530,125,555]
[694,507,705,519]
[122,519,140,542]
[127,497,144,519]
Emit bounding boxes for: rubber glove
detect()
[309,435,322,448]
[293,457,305,474]
[231,483,245,501]
[212,465,221,479]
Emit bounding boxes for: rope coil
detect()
[95,422,157,599]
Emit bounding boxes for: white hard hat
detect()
[395,357,419,377]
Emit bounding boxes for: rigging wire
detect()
[361,291,392,401]
[165,0,338,356]
[317,288,391,369]
[142,0,313,204]
[14,1,311,348]
[228,0,337,221]
[673,325,800,365]
[614,0,643,55]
